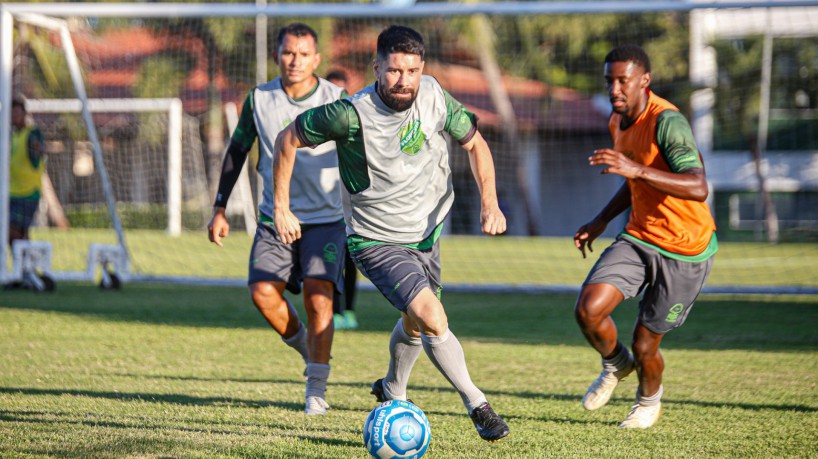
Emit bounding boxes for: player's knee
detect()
[303,279,334,303]
[250,282,280,307]
[408,306,448,336]
[574,287,619,328]
[631,338,661,361]
[422,317,448,336]
[305,297,334,325]
[574,301,604,329]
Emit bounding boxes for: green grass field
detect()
[26,228,818,289]
[1,284,816,457]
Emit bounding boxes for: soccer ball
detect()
[363,400,431,459]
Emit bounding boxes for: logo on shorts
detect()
[399,120,425,155]
[665,303,685,323]
[390,282,401,296]
[323,243,338,264]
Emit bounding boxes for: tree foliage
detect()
[713,36,818,150]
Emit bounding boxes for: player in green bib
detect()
[207,24,346,416]
[8,95,46,246]
[273,25,510,442]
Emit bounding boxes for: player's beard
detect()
[379,85,418,112]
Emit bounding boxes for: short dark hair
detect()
[276,23,318,48]
[376,25,425,61]
[11,94,26,111]
[605,45,651,73]
[326,70,347,82]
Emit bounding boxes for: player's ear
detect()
[641,71,651,89]
[272,51,279,65]
[314,52,322,68]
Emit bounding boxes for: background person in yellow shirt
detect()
[8,95,46,246]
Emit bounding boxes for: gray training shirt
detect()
[295,75,478,243]
[253,77,345,224]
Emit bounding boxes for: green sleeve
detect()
[656,110,703,173]
[296,99,359,146]
[230,90,258,151]
[442,88,478,144]
[28,128,45,167]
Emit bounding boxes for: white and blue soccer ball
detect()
[363,400,431,459]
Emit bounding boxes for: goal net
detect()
[2,2,818,293]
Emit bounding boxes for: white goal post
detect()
[1,10,131,283]
[25,98,185,236]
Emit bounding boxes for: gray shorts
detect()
[584,235,714,334]
[248,219,346,295]
[10,197,39,229]
[350,241,442,312]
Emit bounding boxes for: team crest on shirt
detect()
[399,120,425,155]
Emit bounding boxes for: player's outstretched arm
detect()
[461,131,506,235]
[273,124,304,244]
[574,219,606,259]
[574,182,631,258]
[208,140,251,247]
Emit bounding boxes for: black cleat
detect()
[370,378,389,403]
[370,378,413,404]
[469,403,510,442]
[3,281,23,291]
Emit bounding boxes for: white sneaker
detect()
[304,396,330,415]
[619,402,661,428]
[582,359,635,411]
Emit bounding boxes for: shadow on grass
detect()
[2,381,813,426]
[1,283,817,351]
[0,386,295,411]
[0,408,364,455]
[67,372,818,416]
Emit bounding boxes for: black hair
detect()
[276,23,318,48]
[11,94,26,111]
[604,45,651,73]
[326,70,347,82]
[376,25,425,61]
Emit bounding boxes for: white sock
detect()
[636,385,663,406]
[421,328,487,412]
[602,344,633,374]
[282,322,309,363]
[306,363,331,399]
[384,319,422,400]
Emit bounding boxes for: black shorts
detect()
[9,197,39,229]
[350,241,442,313]
[584,235,714,334]
[248,219,346,295]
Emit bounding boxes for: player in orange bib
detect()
[573,45,717,428]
